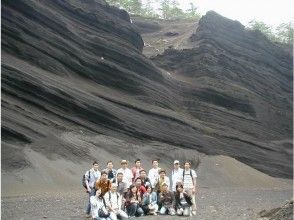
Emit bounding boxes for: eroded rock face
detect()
[1,1,292,179]
[152,12,293,177]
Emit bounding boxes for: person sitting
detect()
[142,185,158,215]
[90,187,111,220]
[134,177,146,198]
[125,185,144,217]
[159,182,175,215]
[174,184,192,216]
[104,184,128,220]
[138,170,151,188]
[95,171,112,196]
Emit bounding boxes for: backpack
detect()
[82,170,90,189]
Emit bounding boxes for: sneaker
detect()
[192,210,197,215]
[85,214,91,218]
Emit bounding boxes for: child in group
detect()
[142,185,158,215]
[159,182,175,216]
[125,185,144,217]
[90,187,111,220]
[174,184,192,216]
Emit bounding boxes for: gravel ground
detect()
[2,187,292,220]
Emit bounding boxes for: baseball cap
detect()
[174,160,180,164]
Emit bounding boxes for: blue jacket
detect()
[142,192,157,206]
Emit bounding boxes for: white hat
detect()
[174,160,180,164]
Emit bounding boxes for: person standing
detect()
[171,160,183,193]
[116,160,133,188]
[131,159,144,183]
[84,161,101,218]
[148,159,161,189]
[104,161,117,183]
[182,161,197,215]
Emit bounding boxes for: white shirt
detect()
[171,168,183,191]
[182,169,197,189]
[90,196,106,219]
[85,168,101,188]
[116,168,133,188]
[148,167,161,188]
[104,191,122,210]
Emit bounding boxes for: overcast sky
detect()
[147,0,294,27]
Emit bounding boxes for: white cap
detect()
[174,160,180,164]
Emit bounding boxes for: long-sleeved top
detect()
[104,191,122,210]
[125,193,141,207]
[171,168,183,192]
[174,192,192,209]
[90,196,108,219]
[116,180,128,196]
[148,167,161,188]
[154,176,170,192]
[116,168,133,188]
[159,191,175,208]
[142,192,158,206]
[95,179,112,196]
[85,168,101,188]
[140,177,152,188]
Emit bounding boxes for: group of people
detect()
[83,159,197,220]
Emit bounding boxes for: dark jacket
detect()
[159,191,174,208]
[174,192,192,209]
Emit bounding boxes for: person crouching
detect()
[159,182,175,215]
[104,184,128,220]
[175,184,192,216]
[142,185,158,215]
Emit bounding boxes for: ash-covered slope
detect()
[1,1,292,180]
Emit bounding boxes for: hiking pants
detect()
[184,188,196,211]
[126,203,144,217]
[86,188,95,215]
